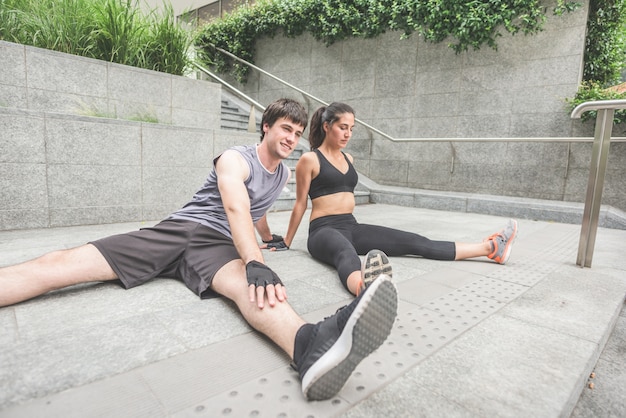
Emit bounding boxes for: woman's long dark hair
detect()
[308,102,355,149]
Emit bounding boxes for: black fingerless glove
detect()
[262,234,284,244]
[266,240,289,251]
[246,260,284,288]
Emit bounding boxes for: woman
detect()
[272,102,517,296]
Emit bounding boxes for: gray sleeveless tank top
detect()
[168,144,288,239]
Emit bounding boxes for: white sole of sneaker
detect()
[302,274,398,401]
[500,220,518,264]
[361,250,393,287]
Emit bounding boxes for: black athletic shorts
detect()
[90,219,240,299]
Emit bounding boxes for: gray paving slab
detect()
[0,204,625,418]
[571,304,626,418]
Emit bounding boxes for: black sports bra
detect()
[308,149,358,200]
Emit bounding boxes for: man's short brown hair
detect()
[260,98,308,141]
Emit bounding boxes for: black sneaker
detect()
[295,274,397,401]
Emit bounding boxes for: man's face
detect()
[263,117,305,159]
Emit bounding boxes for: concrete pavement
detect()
[1,204,625,417]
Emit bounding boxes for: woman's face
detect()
[324,112,355,148]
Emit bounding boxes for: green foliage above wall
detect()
[568,0,626,123]
[196,0,581,81]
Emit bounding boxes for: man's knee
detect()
[35,245,89,265]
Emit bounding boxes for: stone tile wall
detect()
[0,108,257,230]
[0,40,221,129]
[221,0,625,212]
[0,41,258,230]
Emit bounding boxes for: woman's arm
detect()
[284,152,317,247]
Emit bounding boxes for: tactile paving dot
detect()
[392,307,475,356]
[178,366,344,417]
[485,266,547,286]
[426,289,504,323]
[340,328,425,402]
[463,277,529,303]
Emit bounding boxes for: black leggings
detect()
[307,214,456,290]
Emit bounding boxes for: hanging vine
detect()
[196,0,582,81]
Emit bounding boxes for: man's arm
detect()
[256,214,289,251]
[215,150,287,308]
[255,214,279,243]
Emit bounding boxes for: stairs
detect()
[220,96,260,132]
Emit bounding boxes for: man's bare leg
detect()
[210,259,305,357]
[211,259,398,401]
[0,244,118,307]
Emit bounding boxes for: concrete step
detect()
[220,97,260,132]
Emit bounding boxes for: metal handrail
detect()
[204,44,395,142]
[195,62,265,111]
[571,99,626,117]
[193,62,265,133]
[392,136,626,143]
[570,99,626,268]
[196,48,626,144]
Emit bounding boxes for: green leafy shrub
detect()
[0,0,193,75]
[567,0,626,125]
[584,0,626,86]
[196,0,581,81]
[566,81,626,123]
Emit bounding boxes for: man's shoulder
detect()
[221,145,256,161]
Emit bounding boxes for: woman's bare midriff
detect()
[310,192,356,221]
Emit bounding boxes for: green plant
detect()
[0,0,193,75]
[74,101,160,123]
[142,2,194,75]
[566,81,626,123]
[128,110,159,123]
[566,0,626,125]
[90,0,145,66]
[0,0,97,56]
[583,0,626,86]
[74,101,117,119]
[196,0,581,81]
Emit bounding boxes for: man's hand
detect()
[262,234,283,244]
[260,233,289,251]
[245,260,287,308]
[266,240,289,251]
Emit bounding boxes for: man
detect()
[0,98,397,401]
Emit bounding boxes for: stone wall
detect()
[0,41,259,231]
[0,107,258,230]
[241,3,591,138]
[0,40,221,129]
[218,1,626,213]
